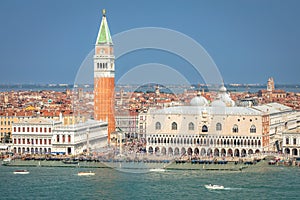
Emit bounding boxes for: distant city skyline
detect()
[0,0,300,84]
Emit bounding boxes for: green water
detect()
[0,164,299,200]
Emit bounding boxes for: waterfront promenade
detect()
[2,150,299,171]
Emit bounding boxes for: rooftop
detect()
[149,105,262,116]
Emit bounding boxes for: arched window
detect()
[171,122,177,130]
[216,123,222,131]
[202,125,208,132]
[250,125,256,133]
[286,137,289,145]
[232,124,238,133]
[188,122,194,130]
[155,122,161,130]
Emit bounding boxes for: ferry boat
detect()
[13,170,30,175]
[204,184,224,190]
[77,171,95,176]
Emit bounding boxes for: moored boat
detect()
[149,168,166,172]
[268,160,276,165]
[13,170,30,175]
[62,160,79,164]
[204,184,224,190]
[2,157,12,165]
[77,171,95,176]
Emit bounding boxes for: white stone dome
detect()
[220,93,235,107]
[190,96,208,106]
[219,85,227,92]
[211,99,226,107]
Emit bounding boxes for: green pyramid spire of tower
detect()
[96,9,112,44]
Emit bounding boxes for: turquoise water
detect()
[0,164,299,200]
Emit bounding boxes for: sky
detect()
[0,0,300,85]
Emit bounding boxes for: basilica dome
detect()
[211,99,226,107]
[219,85,227,93]
[190,95,208,106]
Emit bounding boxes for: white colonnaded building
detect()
[52,119,108,155]
[282,127,300,157]
[12,117,108,155]
[12,118,61,154]
[144,86,299,157]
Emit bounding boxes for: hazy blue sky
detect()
[0,0,299,84]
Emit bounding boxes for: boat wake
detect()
[223,187,243,190]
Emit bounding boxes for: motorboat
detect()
[13,170,30,175]
[2,157,11,165]
[77,171,95,176]
[204,184,224,190]
[149,168,166,172]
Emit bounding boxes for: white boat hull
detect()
[78,172,95,176]
[149,168,166,172]
[14,171,29,175]
[204,185,224,190]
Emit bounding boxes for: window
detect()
[155,122,161,130]
[40,127,42,133]
[36,139,38,144]
[68,135,71,143]
[62,135,65,143]
[49,139,51,145]
[31,127,34,132]
[216,123,222,131]
[188,122,194,130]
[171,122,177,130]
[232,125,239,133]
[202,125,208,132]
[250,125,256,133]
[40,139,43,145]
[293,138,297,145]
[14,127,16,132]
[49,128,51,133]
[27,139,30,144]
[18,127,20,132]
[27,127,29,132]
[22,127,25,132]
[14,138,16,144]
[44,128,47,133]
[57,135,60,143]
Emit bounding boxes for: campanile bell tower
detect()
[94,9,115,143]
